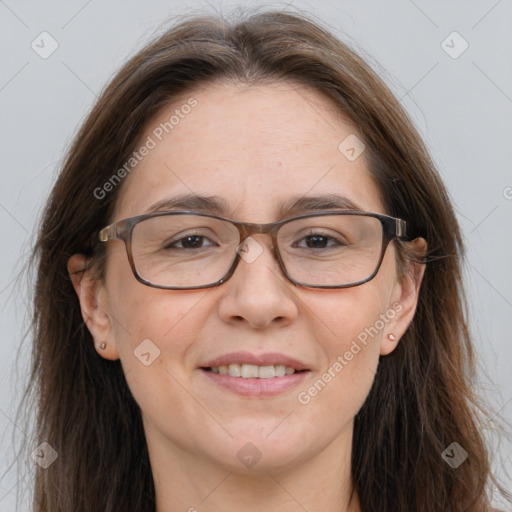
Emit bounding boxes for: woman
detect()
[26,9,510,512]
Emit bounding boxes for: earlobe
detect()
[379,332,398,356]
[380,237,428,356]
[67,254,119,360]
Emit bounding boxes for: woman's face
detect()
[73,81,424,474]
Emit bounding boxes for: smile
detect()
[204,363,302,378]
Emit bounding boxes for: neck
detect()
[146,421,361,512]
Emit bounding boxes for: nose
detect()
[216,236,299,329]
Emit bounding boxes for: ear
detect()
[67,254,119,360]
[380,237,427,356]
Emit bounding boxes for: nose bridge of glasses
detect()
[235,220,279,250]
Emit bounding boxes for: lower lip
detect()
[200,369,310,397]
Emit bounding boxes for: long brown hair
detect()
[23,8,510,511]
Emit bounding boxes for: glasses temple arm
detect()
[98,223,118,242]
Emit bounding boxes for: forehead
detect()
[113,81,384,222]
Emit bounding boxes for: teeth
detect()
[257,365,275,379]
[228,364,241,377]
[241,364,259,378]
[275,365,286,377]
[209,363,298,378]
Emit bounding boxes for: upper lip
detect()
[200,352,310,371]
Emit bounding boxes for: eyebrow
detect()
[145,193,363,218]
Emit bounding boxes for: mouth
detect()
[198,352,311,397]
[201,364,308,379]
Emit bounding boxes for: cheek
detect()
[105,245,206,349]
[110,288,210,369]
[296,266,396,414]
[104,251,210,403]
[305,279,392,355]
[108,289,215,438]
[309,298,381,395]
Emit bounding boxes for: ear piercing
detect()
[99,341,107,350]
[387,333,396,342]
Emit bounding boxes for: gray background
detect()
[1,0,511,510]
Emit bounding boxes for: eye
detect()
[293,232,347,250]
[165,234,216,250]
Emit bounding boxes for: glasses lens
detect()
[131,214,239,287]
[129,213,384,288]
[277,214,383,286]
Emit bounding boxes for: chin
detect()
[206,426,316,473]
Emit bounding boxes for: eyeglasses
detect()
[97,210,411,290]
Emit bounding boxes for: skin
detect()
[69,81,426,512]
